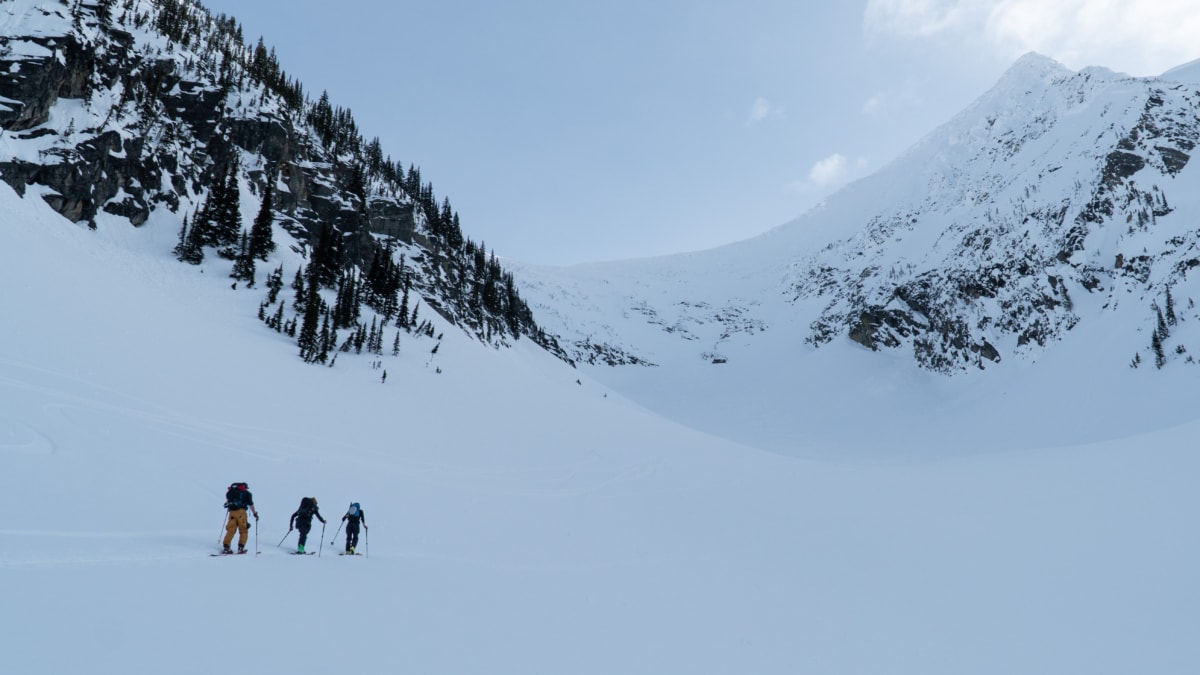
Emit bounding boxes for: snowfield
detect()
[3,180,1199,675]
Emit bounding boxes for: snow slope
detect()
[3,166,1200,674]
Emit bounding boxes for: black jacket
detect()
[342,510,366,529]
[290,505,325,529]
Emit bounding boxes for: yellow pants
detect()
[223,509,249,548]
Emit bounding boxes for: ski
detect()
[291,551,316,555]
[210,551,254,556]
[338,553,363,556]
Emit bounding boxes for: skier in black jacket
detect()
[341,502,368,555]
[288,497,326,553]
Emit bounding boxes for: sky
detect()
[197,0,1200,265]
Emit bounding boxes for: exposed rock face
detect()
[0,38,68,130]
[0,26,414,254]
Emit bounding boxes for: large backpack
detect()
[298,497,316,516]
[224,483,249,510]
[347,503,361,518]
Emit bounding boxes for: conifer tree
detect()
[189,196,217,249]
[271,301,285,333]
[173,213,204,264]
[317,311,333,364]
[292,268,306,311]
[248,182,276,261]
[230,230,256,286]
[214,155,242,249]
[297,269,323,362]
[309,226,343,289]
[398,273,411,329]
[265,265,284,305]
[354,323,366,354]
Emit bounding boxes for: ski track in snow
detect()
[0,419,55,455]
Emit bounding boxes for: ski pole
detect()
[330,518,343,546]
[254,514,259,555]
[365,526,368,559]
[218,511,229,548]
[277,529,292,548]
[318,521,326,557]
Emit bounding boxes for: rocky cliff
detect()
[0,0,548,355]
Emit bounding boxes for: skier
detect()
[222,482,259,554]
[341,502,368,555]
[288,497,326,553]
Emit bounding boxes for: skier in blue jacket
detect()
[341,502,367,554]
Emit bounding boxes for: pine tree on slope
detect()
[249,182,276,261]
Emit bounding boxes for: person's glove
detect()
[254,513,259,521]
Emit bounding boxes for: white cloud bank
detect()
[864,0,1200,76]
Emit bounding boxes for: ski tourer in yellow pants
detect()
[224,509,251,550]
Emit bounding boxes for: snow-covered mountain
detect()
[518,52,1200,375]
[509,53,1200,453]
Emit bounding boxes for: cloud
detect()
[863,0,1200,75]
[747,97,783,126]
[798,153,871,192]
[809,154,850,187]
[863,92,888,115]
[864,0,972,38]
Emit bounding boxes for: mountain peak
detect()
[996,52,1073,86]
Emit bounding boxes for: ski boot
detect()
[237,545,246,555]
[222,545,233,555]
[297,544,305,554]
